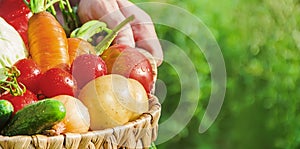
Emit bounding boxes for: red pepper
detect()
[0,0,32,46]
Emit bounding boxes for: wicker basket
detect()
[0,49,160,149]
[0,96,160,149]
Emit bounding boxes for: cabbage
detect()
[0,17,28,68]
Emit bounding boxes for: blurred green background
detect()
[131,0,300,148]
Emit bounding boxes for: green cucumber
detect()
[2,99,66,136]
[0,100,13,130]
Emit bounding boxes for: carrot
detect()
[68,38,95,64]
[25,0,70,72]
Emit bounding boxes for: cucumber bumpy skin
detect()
[0,100,14,130]
[2,99,66,136]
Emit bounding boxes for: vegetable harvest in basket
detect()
[0,0,155,136]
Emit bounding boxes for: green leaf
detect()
[70,20,109,41]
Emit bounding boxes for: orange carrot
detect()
[68,38,95,64]
[25,0,69,72]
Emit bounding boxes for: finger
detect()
[77,0,135,47]
[117,0,163,66]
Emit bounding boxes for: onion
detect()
[52,95,90,133]
[78,74,149,130]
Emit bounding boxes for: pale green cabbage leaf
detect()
[0,17,28,68]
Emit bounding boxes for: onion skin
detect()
[78,74,149,130]
[52,95,90,133]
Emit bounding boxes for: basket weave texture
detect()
[0,95,161,149]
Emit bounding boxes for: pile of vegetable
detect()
[0,0,154,136]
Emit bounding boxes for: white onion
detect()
[53,95,90,133]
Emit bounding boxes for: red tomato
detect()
[0,90,38,114]
[39,68,77,97]
[101,44,154,94]
[14,58,42,94]
[71,54,107,89]
[0,0,31,45]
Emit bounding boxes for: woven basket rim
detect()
[0,95,160,137]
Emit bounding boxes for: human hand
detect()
[77,0,163,66]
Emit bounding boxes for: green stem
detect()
[149,142,157,149]
[48,4,56,16]
[23,0,29,7]
[95,15,135,55]
[103,28,113,35]
[57,0,81,36]
[24,0,60,14]
[44,0,61,12]
[0,67,26,96]
[64,0,73,13]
